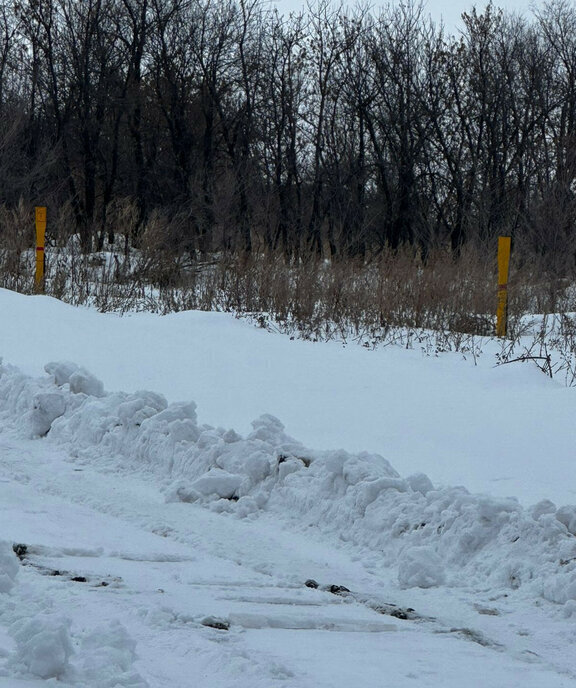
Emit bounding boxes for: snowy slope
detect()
[0,288,575,505]
[0,288,576,686]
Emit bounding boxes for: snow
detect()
[0,543,18,594]
[397,546,447,589]
[1,288,575,507]
[0,287,576,686]
[44,361,105,398]
[9,613,73,680]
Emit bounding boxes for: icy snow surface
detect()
[0,288,576,686]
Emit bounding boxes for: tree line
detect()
[1,0,576,269]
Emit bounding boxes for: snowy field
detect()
[0,287,576,686]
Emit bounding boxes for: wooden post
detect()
[35,206,47,292]
[496,236,511,337]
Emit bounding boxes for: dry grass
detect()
[5,202,576,384]
[3,200,576,361]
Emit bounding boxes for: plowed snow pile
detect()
[2,360,576,615]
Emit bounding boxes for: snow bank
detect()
[2,360,576,613]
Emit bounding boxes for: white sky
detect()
[421,0,537,31]
[271,0,539,33]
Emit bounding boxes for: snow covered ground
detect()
[0,287,576,686]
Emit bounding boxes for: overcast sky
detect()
[421,0,536,31]
[272,0,540,33]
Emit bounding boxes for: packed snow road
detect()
[0,429,575,687]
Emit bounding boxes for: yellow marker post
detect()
[35,206,47,292]
[496,236,511,337]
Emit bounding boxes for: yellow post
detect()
[35,206,47,292]
[496,236,511,337]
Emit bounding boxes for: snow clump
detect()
[555,505,576,536]
[397,546,446,589]
[9,613,73,679]
[45,360,105,397]
[77,620,148,688]
[29,392,66,436]
[0,540,19,593]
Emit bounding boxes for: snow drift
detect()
[1,359,576,615]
